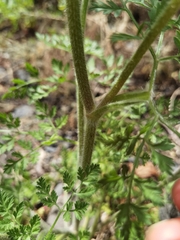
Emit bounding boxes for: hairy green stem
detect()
[76,0,90,165]
[148,50,158,97]
[66,0,95,113]
[77,88,84,165]
[81,119,97,169]
[111,90,149,103]
[98,0,180,107]
[159,54,180,62]
[89,91,149,121]
[148,32,165,102]
[80,0,89,32]
[66,0,97,169]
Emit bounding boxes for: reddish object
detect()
[126,161,160,179]
[145,218,180,240]
[172,178,180,211]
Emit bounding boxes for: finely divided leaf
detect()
[174,30,180,51]
[36,177,58,206]
[90,1,123,17]
[26,63,39,77]
[149,136,174,151]
[4,159,21,174]
[111,33,141,43]
[13,202,24,219]
[44,232,56,240]
[76,185,96,198]
[17,140,32,150]
[152,150,174,175]
[0,190,14,217]
[77,167,86,181]
[74,201,88,220]
[63,211,71,222]
[63,171,74,191]
[29,215,40,234]
[52,59,63,73]
[63,201,73,221]
[55,115,68,129]
[7,228,21,240]
[78,164,100,186]
[128,0,150,8]
[137,180,163,205]
[131,204,151,224]
[117,203,129,223]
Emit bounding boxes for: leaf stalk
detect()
[98,0,180,107]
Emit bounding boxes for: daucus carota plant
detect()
[1,0,180,239]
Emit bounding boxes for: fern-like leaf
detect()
[0,190,14,217]
[152,150,174,175]
[63,171,74,191]
[74,201,88,220]
[90,0,123,17]
[36,177,58,207]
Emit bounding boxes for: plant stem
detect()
[148,49,158,97]
[81,119,97,169]
[98,0,180,107]
[77,88,85,165]
[80,0,89,32]
[66,0,95,113]
[45,209,64,237]
[89,91,149,121]
[111,90,149,103]
[66,0,97,169]
[159,54,180,62]
[76,0,90,165]
[89,205,102,239]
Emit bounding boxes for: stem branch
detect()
[98,0,180,107]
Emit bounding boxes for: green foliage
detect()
[4,151,23,174]
[90,0,123,17]
[0,113,20,128]
[152,150,174,175]
[0,0,180,239]
[36,33,71,52]
[36,177,58,207]
[174,30,180,51]
[2,60,68,102]
[126,0,150,8]
[111,33,142,42]
[0,0,34,26]
[0,0,64,32]
[26,63,39,77]
[77,164,101,183]
[137,179,163,205]
[147,0,165,22]
[0,189,40,239]
[63,171,75,192]
[7,215,40,240]
[74,201,89,220]
[36,32,124,85]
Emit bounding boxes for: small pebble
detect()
[12,105,34,118]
